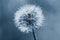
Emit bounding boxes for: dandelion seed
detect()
[14,5,44,33]
[14,4,45,40]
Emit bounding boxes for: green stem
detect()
[32,29,36,40]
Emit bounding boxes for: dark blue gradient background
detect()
[0,0,60,40]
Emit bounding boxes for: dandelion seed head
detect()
[14,5,45,33]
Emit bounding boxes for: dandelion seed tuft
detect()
[14,5,45,33]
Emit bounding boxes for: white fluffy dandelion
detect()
[14,5,44,33]
[14,4,45,40]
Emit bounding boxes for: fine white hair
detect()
[14,4,45,33]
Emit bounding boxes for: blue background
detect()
[0,0,60,40]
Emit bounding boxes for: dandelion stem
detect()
[32,29,36,40]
